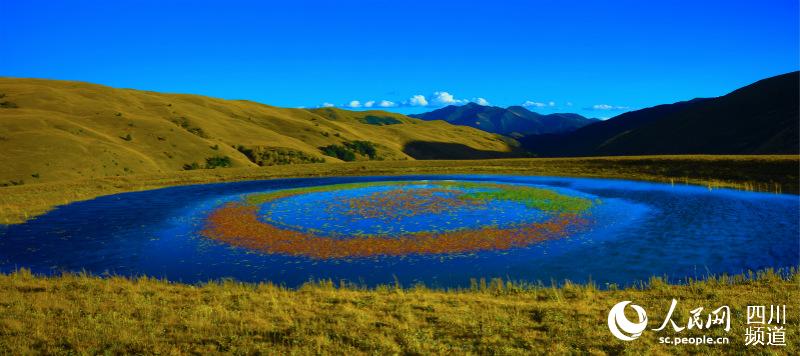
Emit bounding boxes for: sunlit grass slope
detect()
[0,77,515,184]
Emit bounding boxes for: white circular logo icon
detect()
[608,301,648,341]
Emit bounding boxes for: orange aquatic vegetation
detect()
[201,203,592,259]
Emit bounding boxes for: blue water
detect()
[0,175,797,288]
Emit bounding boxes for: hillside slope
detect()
[522,71,799,156]
[410,103,597,137]
[0,78,518,185]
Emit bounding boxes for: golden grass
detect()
[0,77,514,183]
[1,155,797,225]
[0,268,796,354]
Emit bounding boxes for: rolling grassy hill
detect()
[522,71,800,156]
[410,102,598,137]
[0,78,519,185]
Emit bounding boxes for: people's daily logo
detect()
[607,299,787,347]
[607,301,648,341]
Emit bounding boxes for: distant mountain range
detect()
[409,102,599,137]
[521,71,799,156]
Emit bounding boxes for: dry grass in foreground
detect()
[0,269,796,355]
[1,155,797,225]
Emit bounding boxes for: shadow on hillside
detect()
[403,141,528,160]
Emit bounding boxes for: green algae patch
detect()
[460,185,594,213]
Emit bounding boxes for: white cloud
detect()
[430,91,469,106]
[405,91,484,107]
[473,97,490,106]
[523,100,556,108]
[589,104,629,111]
[407,94,429,106]
[566,102,573,107]
[320,92,488,109]
[522,100,547,108]
[431,92,454,105]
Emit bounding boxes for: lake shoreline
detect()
[1,155,797,225]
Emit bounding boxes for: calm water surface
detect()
[0,175,797,288]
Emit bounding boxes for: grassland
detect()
[1,75,798,355]
[0,268,796,354]
[0,77,516,185]
[1,155,797,225]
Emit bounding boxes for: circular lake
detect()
[0,175,797,288]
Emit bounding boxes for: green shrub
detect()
[182,162,201,170]
[0,101,19,109]
[319,144,356,161]
[319,141,379,161]
[171,117,209,138]
[182,157,231,170]
[237,145,324,166]
[120,133,132,141]
[359,115,402,126]
[205,156,232,169]
[187,127,208,138]
[344,141,377,159]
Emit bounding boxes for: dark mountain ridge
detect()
[522,71,799,156]
[410,103,598,137]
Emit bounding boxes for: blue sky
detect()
[1,0,797,118]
